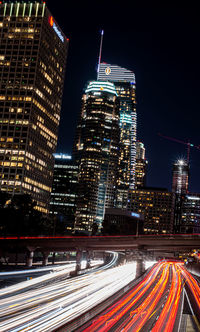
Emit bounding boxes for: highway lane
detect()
[0,257,104,298]
[0,262,76,298]
[0,261,137,331]
[77,262,173,331]
[78,261,200,332]
[178,263,200,330]
[0,251,136,331]
[0,257,199,332]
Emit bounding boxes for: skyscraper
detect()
[73,81,119,232]
[97,63,136,208]
[0,2,68,212]
[50,154,78,233]
[135,141,148,188]
[172,160,189,194]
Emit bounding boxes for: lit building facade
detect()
[174,194,200,234]
[98,63,136,209]
[0,2,68,212]
[128,188,174,234]
[50,154,78,233]
[135,141,148,188]
[172,160,189,194]
[73,81,119,232]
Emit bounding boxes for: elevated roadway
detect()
[0,234,199,268]
[0,234,200,253]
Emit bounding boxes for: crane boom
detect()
[158,133,191,146]
[158,133,200,163]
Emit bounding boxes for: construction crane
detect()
[158,133,200,163]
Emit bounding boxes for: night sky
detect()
[47,1,200,193]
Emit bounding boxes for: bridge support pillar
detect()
[26,250,34,267]
[52,252,56,265]
[136,259,145,278]
[42,252,49,266]
[86,250,93,269]
[76,249,82,272]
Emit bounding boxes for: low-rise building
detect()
[102,208,144,235]
[174,193,200,234]
[128,187,174,234]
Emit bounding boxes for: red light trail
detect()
[79,261,200,332]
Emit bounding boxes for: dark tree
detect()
[0,193,54,236]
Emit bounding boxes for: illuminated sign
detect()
[186,196,200,201]
[49,16,64,43]
[131,212,140,218]
[105,67,111,75]
[54,153,71,160]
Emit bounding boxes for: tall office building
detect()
[97,63,136,208]
[50,154,78,233]
[135,141,147,188]
[172,160,189,194]
[73,81,119,232]
[0,2,68,212]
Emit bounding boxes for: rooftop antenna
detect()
[97,29,104,79]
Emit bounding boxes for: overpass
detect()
[0,234,200,269]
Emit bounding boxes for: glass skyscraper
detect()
[97,63,136,208]
[73,81,119,232]
[50,154,78,233]
[172,160,189,194]
[0,2,68,212]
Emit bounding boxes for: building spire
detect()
[97,30,104,78]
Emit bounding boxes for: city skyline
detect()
[45,1,200,193]
[0,3,200,330]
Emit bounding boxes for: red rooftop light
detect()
[49,16,54,27]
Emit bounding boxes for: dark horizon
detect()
[46,1,200,193]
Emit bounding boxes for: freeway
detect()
[0,252,138,331]
[77,261,200,332]
[0,258,199,331]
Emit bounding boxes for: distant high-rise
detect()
[172,160,189,194]
[98,63,136,208]
[0,2,68,212]
[135,141,147,188]
[136,141,145,160]
[73,81,119,232]
[50,154,78,233]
